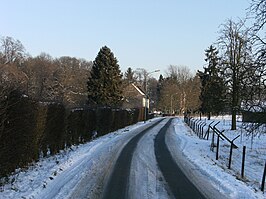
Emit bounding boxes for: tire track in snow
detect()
[154,118,206,199]
[129,118,173,199]
[102,119,164,199]
[67,122,158,199]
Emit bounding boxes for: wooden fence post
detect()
[206,121,215,140]
[196,121,200,135]
[228,135,240,169]
[199,122,204,139]
[241,146,246,178]
[206,126,210,140]
[216,135,220,160]
[261,161,266,192]
[211,129,215,152]
[228,143,233,169]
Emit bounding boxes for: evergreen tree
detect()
[124,67,136,84]
[199,45,226,119]
[87,46,123,107]
[156,74,164,107]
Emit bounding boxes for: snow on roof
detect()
[132,83,145,96]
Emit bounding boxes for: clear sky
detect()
[1,0,250,78]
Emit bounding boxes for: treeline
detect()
[123,66,202,114]
[0,36,203,115]
[0,37,92,108]
[0,89,144,177]
[0,38,93,177]
[156,65,201,114]
[0,39,150,178]
[197,1,266,131]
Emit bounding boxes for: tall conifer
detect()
[199,45,226,119]
[87,46,123,107]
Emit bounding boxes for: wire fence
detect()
[184,115,266,193]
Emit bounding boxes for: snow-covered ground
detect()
[129,119,173,199]
[0,116,265,199]
[170,117,265,199]
[0,120,156,199]
[193,115,266,196]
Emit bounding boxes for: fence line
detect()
[183,115,265,193]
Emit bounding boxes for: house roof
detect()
[131,83,145,96]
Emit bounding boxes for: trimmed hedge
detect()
[0,91,37,176]
[66,108,96,146]
[0,91,144,177]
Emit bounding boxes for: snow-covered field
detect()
[0,116,265,199]
[171,117,265,199]
[192,115,266,196]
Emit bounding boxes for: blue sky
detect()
[1,0,250,78]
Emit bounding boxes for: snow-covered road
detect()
[0,117,265,199]
[129,119,172,199]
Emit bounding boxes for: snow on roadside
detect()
[170,117,265,199]
[0,120,155,199]
[0,116,265,199]
[198,115,266,194]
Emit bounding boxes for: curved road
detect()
[102,119,163,199]
[155,119,205,199]
[102,118,206,199]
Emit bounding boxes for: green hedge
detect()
[0,91,143,177]
[66,109,96,146]
[0,90,37,176]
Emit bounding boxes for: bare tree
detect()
[158,77,179,113]
[249,0,266,104]
[134,68,148,89]
[23,53,56,101]
[158,65,200,114]
[218,19,254,130]
[0,36,26,65]
[176,66,200,113]
[185,75,201,112]
[250,0,266,34]
[56,56,91,107]
[237,0,266,134]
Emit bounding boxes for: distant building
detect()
[122,83,149,109]
[241,102,266,123]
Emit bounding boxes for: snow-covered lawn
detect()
[185,115,266,198]
[171,117,265,199]
[0,116,265,199]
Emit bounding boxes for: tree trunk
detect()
[231,109,237,130]
[207,112,211,120]
[231,68,237,130]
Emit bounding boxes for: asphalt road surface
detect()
[154,119,205,199]
[103,118,206,199]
